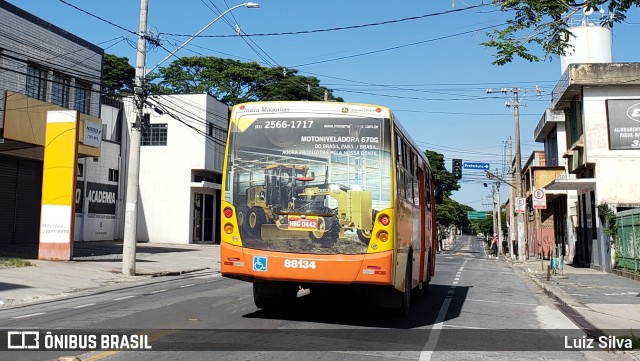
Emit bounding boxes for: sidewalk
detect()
[504,254,640,338]
[0,241,220,308]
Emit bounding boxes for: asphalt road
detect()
[0,236,624,361]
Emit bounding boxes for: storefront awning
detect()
[544,179,595,191]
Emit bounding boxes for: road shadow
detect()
[0,281,31,292]
[72,241,198,260]
[243,283,470,329]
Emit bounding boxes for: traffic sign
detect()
[467,211,489,220]
[515,197,526,214]
[533,188,547,209]
[463,162,490,170]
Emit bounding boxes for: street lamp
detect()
[147,2,260,75]
[122,1,260,276]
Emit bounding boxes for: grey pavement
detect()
[0,241,220,308]
[2,238,640,345]
[502,250,640,339]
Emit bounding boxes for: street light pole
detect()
[122,1,260,276]
[147,2,260,76]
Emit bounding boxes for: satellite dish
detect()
[584,7,594,16]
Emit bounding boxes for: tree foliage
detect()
[424,150,460,198]
[424,149,469,229]
[102,53,135,97]
[479,1,640,65]
[148,56,343,105]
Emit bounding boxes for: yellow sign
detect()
[39,111,79,260]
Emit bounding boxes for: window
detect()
[108,169,119,182]
[142,124,168,146]
[51,73,70,107]
[26,65,48,101]
[74,81,91,114]
[77,163,84,177]
[396,133,403,165]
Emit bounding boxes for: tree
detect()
[102,53,135,97]
[424,149,470,231]
[478,1,639,65]
[148,56,343,105]
[424,150,460,198]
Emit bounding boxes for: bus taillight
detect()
[377,230,389,242]
[223,207,233,218]
[379,214,390,226]
[224,223,234,234]
[364,265,386,275]
[224,257,244,267]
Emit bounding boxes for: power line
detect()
[289,23,508,68]
[57,0,137,35]
[160,4,488,38]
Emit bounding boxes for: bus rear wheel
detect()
[399,261,412,317]
[253,282,298,309]
[309,216,339,247]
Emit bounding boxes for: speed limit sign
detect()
[533,188,546,209]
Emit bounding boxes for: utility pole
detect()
[486,88,526,261]
[512,89,526,261]
[507,137,515,259]
[123,0,148,276]
[495,168,504,256]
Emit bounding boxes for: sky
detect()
[7,0,639,210]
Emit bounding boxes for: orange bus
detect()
[220,101,440,315]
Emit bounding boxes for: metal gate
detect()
[616,209,640,273]
[0,155,42,256]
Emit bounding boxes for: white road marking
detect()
[420,258,469,361]
[149,289,168,294]
[72,303,96,309]
[12,312,45,319]
[465,299,538,306]
[179,284,195,288]
[113,296,135,301]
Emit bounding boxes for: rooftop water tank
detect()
[560,11,612,74]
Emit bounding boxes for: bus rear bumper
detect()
[220,242,393,285]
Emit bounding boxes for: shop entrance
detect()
[192,192,215,242]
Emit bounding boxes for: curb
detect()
[146,267,211,277]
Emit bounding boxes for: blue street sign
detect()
[463,162,490,170]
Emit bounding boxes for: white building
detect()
[122,94,228,244]
[544,62,640,271]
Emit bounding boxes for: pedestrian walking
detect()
[491,233,499,258]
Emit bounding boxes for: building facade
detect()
[543,63,640,271]
[0,1,104,257]
[121,94,228,244]
[533,109,579,263]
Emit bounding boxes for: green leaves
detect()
[147,56,342,105]
[102,54,135,97]
[484,0,639,65]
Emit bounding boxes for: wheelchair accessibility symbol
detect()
[253,256,267,272]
